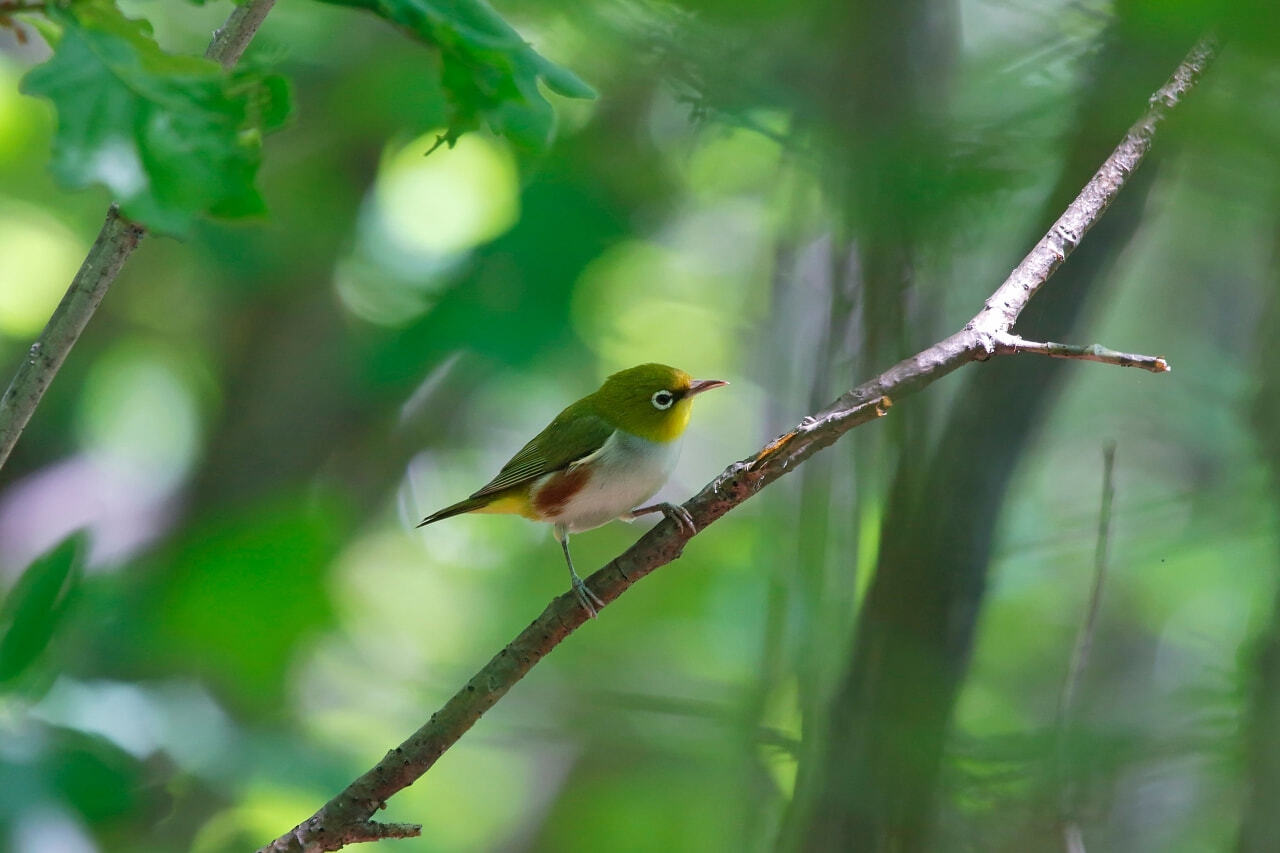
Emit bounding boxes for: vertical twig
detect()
[0,0,277,475]
[1054,442,1118,853]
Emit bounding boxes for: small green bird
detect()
[418,363,727,617]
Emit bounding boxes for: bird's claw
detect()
[658,502,697,537]
[571,573,605,619]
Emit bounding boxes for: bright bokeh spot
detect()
[330,529,478,669]
[74,340,203,492]
[396,742,540,852]
[573,239,731,368]
[0,201,84,336]
[685,123,784,198]
[11,807,95,853]
[571,209,764,372]
[333,250,445,327]
[374,131,520,257]
[336,132,521,325]
[0,57,44,162]
[191,787,323,853]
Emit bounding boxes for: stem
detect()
[0,0,278,476]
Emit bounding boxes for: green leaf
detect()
[19,2,291,235]
[0,531,86,685]
[313,0,595,151]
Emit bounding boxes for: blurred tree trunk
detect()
[1236,225,1280,853]
[777,2,958,848]
[792,8,1199,850]
[770,0,956,845]
[741,232,854,850]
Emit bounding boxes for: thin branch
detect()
[1054,443,1118,853]
[968,33,1217,337]
[350,823,420,842]
[0,206,142,473]
[993,333,1170,373]
[259,33,1216,853]
[0,0,277,475]
[278,822,421,849]
[205,0,276,69]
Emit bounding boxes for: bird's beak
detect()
[688,379,729,396]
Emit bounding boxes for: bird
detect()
[417,363,727,618]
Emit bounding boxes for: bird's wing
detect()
[468,410,615,499]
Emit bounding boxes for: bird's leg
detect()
[555,524,604,618]
[625,502,696,536]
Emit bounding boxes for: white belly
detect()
[535,430,681,533]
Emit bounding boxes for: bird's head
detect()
[592,363,727,442]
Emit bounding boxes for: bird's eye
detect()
[651,390,674,410]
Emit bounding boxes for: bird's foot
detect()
[648,502,695,536]
[571,572,605,619]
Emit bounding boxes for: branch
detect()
[0,0,278,475]
[992,333,1169,373]
[258,33,1217,853]
[0,205,143,473]
[967,34,1217,337]
[274,821,421,850]
[205,0,276,69]
[1054,444,1118,853]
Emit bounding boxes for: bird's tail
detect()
[416,496,490,528]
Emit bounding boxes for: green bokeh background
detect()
[2,0,1279,851]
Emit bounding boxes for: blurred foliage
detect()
[0,531,83,685]
[0,0,1279,851]
[20,0,291,234]
[313,0,596,151]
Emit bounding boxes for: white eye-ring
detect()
[651,389,675,410]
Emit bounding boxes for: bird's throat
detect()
[627,398,692,444]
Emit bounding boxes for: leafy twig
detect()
[259,34,1216,853]
[0,0,278,475]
